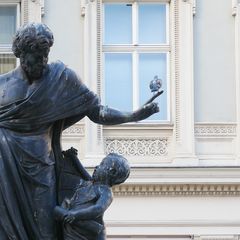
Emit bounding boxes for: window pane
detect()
[0,6,17,45]
[104,4,132,44]
[139,53,167,121]
[0,54,16,74]
[104,53,132,111]
[139,4,166,44]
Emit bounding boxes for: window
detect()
[0,3,19,74]
[102,1,170,122]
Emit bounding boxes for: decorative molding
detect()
[81,6,86,17]
[62,124,85,137]
[174,0,181,142]
[40,0,44,16]
[104,138,168,157]
[97,0,103,143]
[107,223,240,237]
[112,184,240,196]
[195,236,240,240]
[232,0,240,17]
[22,0,29,24]
[107,221,240,228]
[193,0,196,16]
[194,123,237,137]
[182,0,196,15]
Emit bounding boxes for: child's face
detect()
[92,154,130,186]
[92,158,112,185]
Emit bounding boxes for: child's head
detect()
[92,153,130,186]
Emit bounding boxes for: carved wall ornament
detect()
[113,184,240,197]
[104,138,168,157]
[62,124,85,137]
[195,124,237,137]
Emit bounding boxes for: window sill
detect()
[103,122,174,131]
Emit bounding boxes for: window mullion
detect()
[166,3,170,45]
[132,1,138,45]
[132,2,139,111]
[132,51,139,111]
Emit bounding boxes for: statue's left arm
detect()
[87,102,159,125]
[62,67,160,127]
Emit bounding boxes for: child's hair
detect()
[102,153,130,186]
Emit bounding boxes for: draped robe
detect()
[0,61,99,240]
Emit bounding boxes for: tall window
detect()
[0,3,19,74]
[103,2,170,121]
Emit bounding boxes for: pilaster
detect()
[173,0,198,165]
[234,0,240,163]
[83,0,105,166]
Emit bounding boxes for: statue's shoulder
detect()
[49,60,66,73]
[0,69,15,82]
[0,69,18,88]
[49,61,80,81]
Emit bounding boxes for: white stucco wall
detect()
[105,195,240,235]
[42,0,84,76]
[194,0,236,122]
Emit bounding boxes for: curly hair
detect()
[12,23,54,58]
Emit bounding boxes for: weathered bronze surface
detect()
[55,148,130,240]
[0,23,161,240]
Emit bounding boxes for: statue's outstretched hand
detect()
[133,102,159,122]
[132,90,163,122]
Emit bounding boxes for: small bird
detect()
[144,75,164,105]
[149,75,162,93]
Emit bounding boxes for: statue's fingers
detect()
[151,103,159,113]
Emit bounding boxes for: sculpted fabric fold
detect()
[0,61,99,240]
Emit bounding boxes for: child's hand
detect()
[62,147,78,158]
[64,211,76,224]
[54,206,68,221]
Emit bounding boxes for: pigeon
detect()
[149,75,162,93]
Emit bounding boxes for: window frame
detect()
[0,1,20,73]
[102,0,171,123]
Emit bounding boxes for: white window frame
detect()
[102,0,171,123]
[0,1,20,71]
[0,1,20,51]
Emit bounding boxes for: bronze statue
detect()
[0,23,161,240]
[54,148,130,240]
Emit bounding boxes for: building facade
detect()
[1,0,240,239]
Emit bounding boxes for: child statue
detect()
[54,148,130,240]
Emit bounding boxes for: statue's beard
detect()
[22,64,44,79]
[21,59,48,80]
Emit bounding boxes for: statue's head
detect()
[92,153,130,187]
[12,23,54,80]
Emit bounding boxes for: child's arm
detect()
[63,147,92,181]
[64,185,113,223]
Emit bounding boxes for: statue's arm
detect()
[87,102,159,125]
[64,186,113,223]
